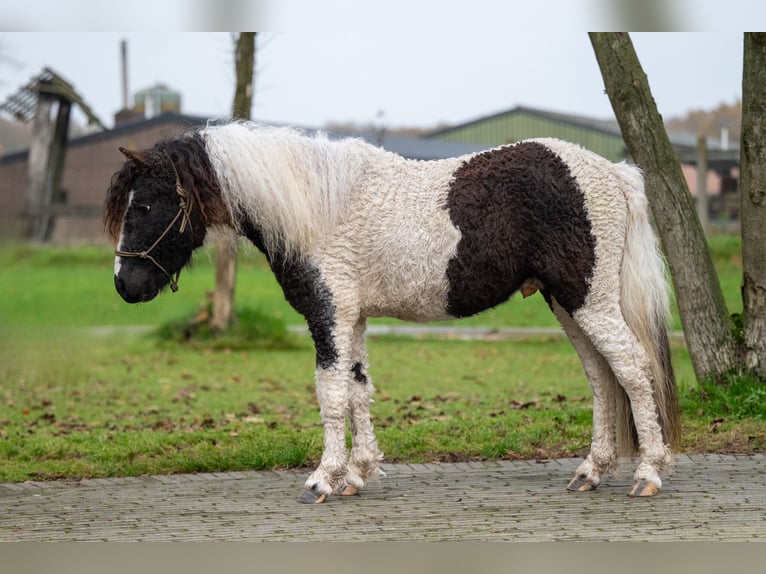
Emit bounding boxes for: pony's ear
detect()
[119,147,151,167]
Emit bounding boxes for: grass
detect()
[0,328,593,481]
[0,241,568,330]
[0,235,746,331]
[0,236,762,482]
[682,374,766,421]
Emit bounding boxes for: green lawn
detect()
[0,237,761,482]
[1,241,559,329]
[0,236,746,331]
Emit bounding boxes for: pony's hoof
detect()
[567,474,598,492]
[334,484,359,496]
[628,479,659,497]
[298,486,329,504]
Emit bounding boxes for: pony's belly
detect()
[354,211,461,323]
[363,299,453,323]
[359,268,455,321]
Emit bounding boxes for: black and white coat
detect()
[107,122,680,503]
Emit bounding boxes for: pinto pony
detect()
[105,122,680,502]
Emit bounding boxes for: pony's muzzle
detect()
[114,272,159,304]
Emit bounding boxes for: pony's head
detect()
[104,140,217,303]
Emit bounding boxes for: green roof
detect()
[428,105,627,162]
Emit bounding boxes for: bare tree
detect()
[210,32,256,331]
[740,33,766,377]
[589,32,739,383]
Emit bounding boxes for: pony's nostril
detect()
[114,274,126,294]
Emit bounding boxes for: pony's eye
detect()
[139,205,151,213]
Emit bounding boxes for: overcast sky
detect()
[1,2,762,131]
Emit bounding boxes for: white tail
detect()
[614,164,680,454]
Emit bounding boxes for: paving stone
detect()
[0,455,763,541]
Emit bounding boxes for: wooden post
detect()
[26,93,54,239]
[696,135,709,237]
[37,98,71,241]
[25,94,71,242]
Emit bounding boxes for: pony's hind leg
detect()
[551,300,618,492]
[340,318,384,496]
[572,302,671,497]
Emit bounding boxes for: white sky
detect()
[0,2,762,131]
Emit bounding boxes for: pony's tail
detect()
[614,164,681,456]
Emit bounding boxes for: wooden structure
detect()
[0,68,104,241]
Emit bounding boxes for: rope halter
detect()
[114,154,193,293]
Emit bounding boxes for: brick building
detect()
[0,113,208,244]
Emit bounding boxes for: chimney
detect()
[114,39,142,127]
[121,39,128,111]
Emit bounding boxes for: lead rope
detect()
[115,154,193,293]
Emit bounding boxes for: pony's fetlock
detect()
[633,461,663,488]
[304,465,345,496]
[345,449,383,490]
[567,457,604,492]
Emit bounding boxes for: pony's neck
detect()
[162,132,231,237]
[201,122,368,258]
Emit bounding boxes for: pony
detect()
[104,121,680,503]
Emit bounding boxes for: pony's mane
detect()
[200,121,370,258]
[104,157,141,242]
[104,131,228,244]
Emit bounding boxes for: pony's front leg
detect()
[299,357,350,504]
[341,318,384,496]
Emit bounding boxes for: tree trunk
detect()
[740,33,766,379]
[589,32,738,383]
[210,32,256,331]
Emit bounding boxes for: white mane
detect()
[201,122,369,258]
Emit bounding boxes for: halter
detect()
[115,154,193,293]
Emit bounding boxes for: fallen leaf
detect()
[510,400,538,410]
[709,418,725,432]
[173,389,197,402]
[242,416,265,424]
